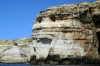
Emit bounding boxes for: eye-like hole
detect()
[49,14,56,22]
[36,17,42,23]
[14,42,18,46]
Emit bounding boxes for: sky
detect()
[0,0,94,40]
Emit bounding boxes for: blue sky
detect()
[0,0,94,40]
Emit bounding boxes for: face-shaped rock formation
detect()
[31,1,100,64]
[0,1,100,64]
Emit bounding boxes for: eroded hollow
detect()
[36,17,43,23]
[96,31,100,55]
[37,38,52,44]
[49,14,56,22]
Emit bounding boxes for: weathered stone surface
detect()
[0,1,100,64]
[31,1,100,64]
[0,38,33,63]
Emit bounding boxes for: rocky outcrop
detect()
[0,1,100,64]
[0,38,29,63]
[31,1,100,64]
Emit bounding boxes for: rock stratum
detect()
[0,1,100,64]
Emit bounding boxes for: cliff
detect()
[0,1,100,64]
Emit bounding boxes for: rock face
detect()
[0,38,31,63]
[0,1,100,64]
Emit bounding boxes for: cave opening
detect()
[37,38,52,44]
[49,14,56,22]
[36,17,42,23]
[92,12,100,55]
[96,32,100,55]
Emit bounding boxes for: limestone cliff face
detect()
[32,1,100,60]
[0,1,100,64]
[0,38,31,63]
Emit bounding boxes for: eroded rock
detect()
[31,1,100,64]
[0,1,100,64]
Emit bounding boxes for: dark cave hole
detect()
[92,14,100,26]
[13,42,18,46]
[93,14,100,55]
[36,17,42,23]
[79,10,89,23]
[49,14,56,22]
[96,31,100,55]
[37,38,52,44]
[33,47,36,52]
[29,56,36,64]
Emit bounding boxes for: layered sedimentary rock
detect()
[0,38,33,63]
[0,1,100,64]
[31,1,100,64]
